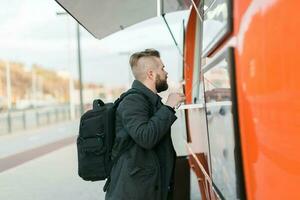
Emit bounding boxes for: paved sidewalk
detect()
[0,144,106,200]
[0,120,78,159]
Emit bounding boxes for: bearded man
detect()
[105,49,185,200]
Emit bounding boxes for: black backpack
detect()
[76,89,144,182]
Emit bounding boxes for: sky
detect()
[0,0,190,86]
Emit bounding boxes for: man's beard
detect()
[155,74,168,93]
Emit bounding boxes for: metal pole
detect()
[76,23,84,115]
[67,17,75,120]
[157,0,163,16]
[57,12,83,116]
[5,61,12,133]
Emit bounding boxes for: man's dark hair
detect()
[129,49,160,68]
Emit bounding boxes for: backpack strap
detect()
[114,88,152,109]
[103,89,154,192]
[112,88,154,158]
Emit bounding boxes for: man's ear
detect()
[147,69,155,80]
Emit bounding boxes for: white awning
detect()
[55,0,191,39]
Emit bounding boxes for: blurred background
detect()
[0,0,201,200]
[0,0,188,134]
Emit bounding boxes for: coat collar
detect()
[131,80,161,106]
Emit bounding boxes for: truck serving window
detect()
[203,48,245,199]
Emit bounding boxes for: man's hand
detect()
[165,93,185,109]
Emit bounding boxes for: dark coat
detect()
[105,80,177,200]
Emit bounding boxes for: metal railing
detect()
[0,105,81,135]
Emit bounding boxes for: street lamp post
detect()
[57,12,84,116]
[76,23,84,115]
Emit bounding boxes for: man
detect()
[105,49,185,200]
